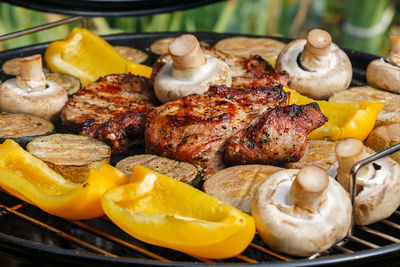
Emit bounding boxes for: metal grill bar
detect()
[333,245,354,254]
[249,243,291,261]
[0,203,116,256]
[382,219,400,231]
[358,226,400,243]
[348,235,380,249]
[70,220,171,262]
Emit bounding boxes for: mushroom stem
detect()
[169,34,207,80]
[287,166,329,211]
[388,36,400,66]
[300,29,332,71]
[336,138,374,192]
[16,54,46,92]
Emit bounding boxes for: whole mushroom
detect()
[154,34,231,103]
[252,165,351,256]
[336,138,400,225]
[0,54,67,121]
[366,36,400,94]
[275,29,352,99]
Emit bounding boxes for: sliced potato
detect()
[27,134,111,183]
[203,164,283,213]
[214,37,285,64]
[116,154,201,187]
[285,140,338,170]
[0,113,55,148]
[114,45,148,64]
[45,72,81,95]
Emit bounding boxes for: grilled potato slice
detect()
[116,154,201,187]
[203,165,283,213]
[26,134,111,183]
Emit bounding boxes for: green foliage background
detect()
[0,0,398,56]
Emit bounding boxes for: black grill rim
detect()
[0,31,389,266]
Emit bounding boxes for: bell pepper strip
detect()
[45,27,152,88]
[101,164,255,259]
[0,139,129,220]
[285,88,384,141]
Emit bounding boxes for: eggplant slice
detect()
[26,133,111,183]
[0,113,55,147]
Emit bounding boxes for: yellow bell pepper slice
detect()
[285,88,384,141]
[45,27,152,87]
[102,164,255,259]
[0,139,128,220]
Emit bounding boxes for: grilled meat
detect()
[145,85,289,176]
[61,74,159,154]
[223,103,328,165]
[231,55,289,89]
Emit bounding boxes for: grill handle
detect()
[348,142,400,235]
[0,16,86,42]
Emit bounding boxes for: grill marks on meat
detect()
[61,74,159,154]
[223,103,328,165]
[145,85,289,176]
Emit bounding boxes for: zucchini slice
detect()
[114,46,148,64]
[116,154,202,187]
[26,134,111,183]
[45,72,81,95]
[0,113,55,147]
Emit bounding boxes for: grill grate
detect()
[1,16,400,266]
[1,190,400,265]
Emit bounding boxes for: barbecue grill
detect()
[1,3,400,266]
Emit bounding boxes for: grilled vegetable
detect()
[2,57,22,76]
[203,165,283,213]
[0,139,128,220]
[114,46,148,64]
[45,27,152,87]
[0,54,68,121]
[286,88,384,141]
[214,36,285,66]
[116,154,201,187]
[0,113,55,148]
[45,72,81,95]
[26,134,111,184]
[102,164,255,259]
[365,123,400,163]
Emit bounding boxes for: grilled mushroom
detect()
[366,36,400,94]
[336,138,400,225]
[275,29,352,99]
[252,166,351,256]
[154,34,231,103]
[0,54,67,121]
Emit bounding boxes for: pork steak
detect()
[61,74,159,154]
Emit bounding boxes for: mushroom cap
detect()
[0,79,68,121]
[337,153,400,225]
[154,56,231,103]
[366,58,400,94]
[275,39,352,99]
[252,168,351,256]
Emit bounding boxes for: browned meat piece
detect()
[61,74,159,154]
[145,85,289,176]
[231,55,289,89]
[223,103,328,165]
